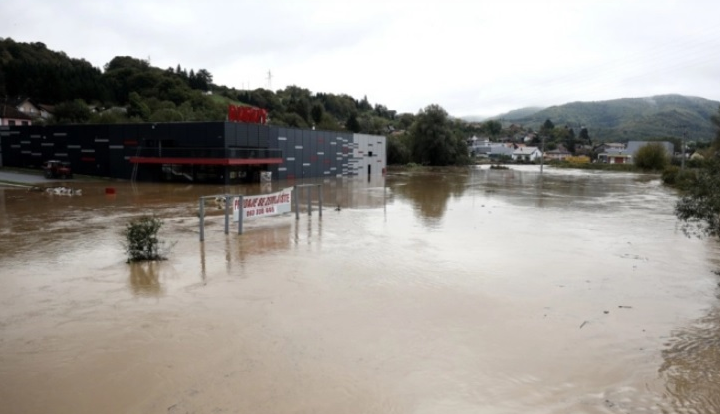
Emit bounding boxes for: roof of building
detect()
[602,142,626,149]
[513,146,540,155]
[0,104,33,120]
[38,104,55,113]
[546,148,571,155]
[626,141,674,155]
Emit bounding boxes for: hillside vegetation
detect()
[501,95,719,142]
[0,38,412,135]
[2,38,719,167]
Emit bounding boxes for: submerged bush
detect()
[123,216,166,262]
[662,166,698,189]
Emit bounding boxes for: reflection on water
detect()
[128,261,164,297]
[1,166,720,414]
[390,170,468,224]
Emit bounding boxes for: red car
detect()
[43,160,73,179]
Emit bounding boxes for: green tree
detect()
[387,134,411,165]
[484,120,502,137]
[310,102,325,125]
[52,99,91,123]
[675,105,720,239]
[675,157,720,238]
[358,114,388,135]
[409,104,469,166]
[711,105,720,152]
[357,95,372,111]
[634,142,670,170]
[127,92,150,121]
[149,108,184,122]
[579,127,590,142]
[541,119,555,134]
[396,113,416,130]
[273,112,309,128]
[123,216,166,262]
[317,93,356,120]
[345,113,361,133]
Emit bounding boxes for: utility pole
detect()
[267,70,273,90]
[681,129,687,170]
[540,133,545,174]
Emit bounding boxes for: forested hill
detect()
[500,95,719,142]
[2,38,719,143]
[0,38,409,134]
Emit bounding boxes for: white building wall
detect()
[352,133,386,176]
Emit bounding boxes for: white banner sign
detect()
[233,187,293,221]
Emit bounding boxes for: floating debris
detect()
[43,186,82,196]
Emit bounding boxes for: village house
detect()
[512,146,542,162]
[544,145,572,161]
[7,97,54,121]
[0,104,33,126]
[467,136,515,159]
[597,141,674,164]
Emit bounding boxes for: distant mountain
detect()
[491,106,546,121]
[460,115,488,122]
[508,95,719,142]
[461,106,545,123]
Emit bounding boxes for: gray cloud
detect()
[2,0,720,117]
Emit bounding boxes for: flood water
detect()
[1,165,719,414]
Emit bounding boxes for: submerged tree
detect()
[123,216,167,262]
[409,104,469,166]
[634,142,670,171]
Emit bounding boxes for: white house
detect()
[512,146,542,162]
[0,104,33,126]
[467,136,515,158]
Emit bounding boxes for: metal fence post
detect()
[307,186,311,215]
[224,194,230,235]
[238,196,244,235]
[199,197,205,241]
[294,185,299,220]
[318,185,323,217]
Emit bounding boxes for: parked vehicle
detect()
[43,160,73,179]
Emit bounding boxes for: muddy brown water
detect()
[1,165,719,414]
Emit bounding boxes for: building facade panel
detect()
[259,124,270,148]
[0,121,385,183]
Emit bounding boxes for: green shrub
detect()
[123,216,166,262]
[662,165,680,184]
[687,157,706,169]
[635,143,670,171]
[663,166,698,190]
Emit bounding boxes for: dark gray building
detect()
[0,121,386,184]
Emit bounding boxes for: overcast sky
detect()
[3,0,720,118]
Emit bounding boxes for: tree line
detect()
[0,38,512,166]
[673,106,720,240]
